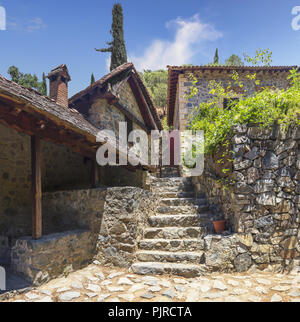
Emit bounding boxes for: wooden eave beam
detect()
[127,76,157,130]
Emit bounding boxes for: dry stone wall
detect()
[95,187,159,267]
[11,230,93,286]
[193,124,300,272]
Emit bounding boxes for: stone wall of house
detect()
[42,188,106,235]
[99,166,147,189]
[11,230,93,285]
[0,123,92,241]
[193,124,300,272]
[118,82,145,124]
[88,82,146,139]
[89,99,125,136]
[176,71,291,130]
[41,141,92,192]
[0,125,32,239]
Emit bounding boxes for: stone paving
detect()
[3,263,300,303]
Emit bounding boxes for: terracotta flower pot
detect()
[213,220,226,234]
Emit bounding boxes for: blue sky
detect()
[0,0,299,96]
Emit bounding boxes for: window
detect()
[223,98,239,110]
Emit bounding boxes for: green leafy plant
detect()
[243,48,273,66]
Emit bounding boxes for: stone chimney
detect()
[47,64,71,108]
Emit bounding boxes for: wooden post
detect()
[91,158,99,188]
[31,135,42,240]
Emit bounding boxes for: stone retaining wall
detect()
[95,187,159,267]
[193,124,300,272]
[11,230,93,285]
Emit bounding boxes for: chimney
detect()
[47,64,71,108]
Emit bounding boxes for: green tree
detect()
[8,66,46,94]
[91,73,95,85]
[95,3,127,71]
[140,69,168,108]
[214,48,219,65]
[41,72,47,96]
[225,54,244,66]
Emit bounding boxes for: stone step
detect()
[151,185,194,194]
[150,177,192,184]
[148,214,211,228]
[144,227,207,240]
[156,204,209,215]
[131,262,207,278]
[136,250,204,264]
[138,238,205,252]
[160,191,196,199]
[160,198,207,207]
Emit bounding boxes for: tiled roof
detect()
[167,65,298,127]
[0,73,97,138]
[69,63,133,103]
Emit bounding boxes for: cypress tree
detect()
[91,73,95,85]
[41,72,47,96]
[95,3,128,71]
[214,48,219,65]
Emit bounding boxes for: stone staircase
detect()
[132,175,221,278]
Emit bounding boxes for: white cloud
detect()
[130,14,222,71]
[26,17,47,32]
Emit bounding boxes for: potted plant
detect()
[213,220,226,234]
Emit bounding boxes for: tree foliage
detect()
[95,3,127,71]
[225,54,244,66]
[41,73,47,96]
[8,66,47,95]
[214,48,219,65]
[140,69,168,108]
[91,73,95,85]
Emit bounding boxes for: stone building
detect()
[0,62,162,285]
[167,65,295,130]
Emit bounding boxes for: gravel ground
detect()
[3,263,300,303]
